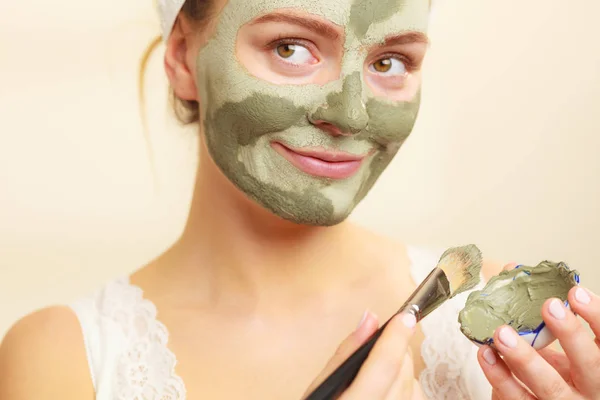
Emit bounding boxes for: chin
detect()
[277,207,352,227]
[250,190,356,227]
[210,151,363,227]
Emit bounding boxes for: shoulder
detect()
[373,233,509,284]
[348,224,409,263]
[400,241,509,283]
[0,306,94,399]
[348,223,509,282]
[348,225,413,279]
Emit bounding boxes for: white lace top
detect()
[69,246,492,400]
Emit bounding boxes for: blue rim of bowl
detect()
[470,264,580,347]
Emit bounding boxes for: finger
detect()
[492,388,533,400]
[494,325,573,399]
[411,379,425,400]
[568,286,600,343]
[537,348,571,384]
[385,348,414,400]
[343,313,416,400]
[303,311,379,396]
[502,262,519,271]
[477,345,535,400]
[542,295,600,396]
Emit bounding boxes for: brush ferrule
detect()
[399,268,451,321]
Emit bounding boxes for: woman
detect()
[1,0,599,399]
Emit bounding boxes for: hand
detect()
[477,284,600,399]
[303,311,425,400]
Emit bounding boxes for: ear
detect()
[164,17,198,101]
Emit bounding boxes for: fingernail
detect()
[549,299,566,320]
[483,348,497,365]
[401,313,417,329]
[576,288,591,305]
[356,310,369,329]
[498,326,518,348]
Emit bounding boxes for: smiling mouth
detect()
[271,142,371,179]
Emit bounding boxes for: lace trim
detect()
[418,292,476,399]
[99,278,186,400]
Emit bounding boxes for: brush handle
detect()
[304,268,451,400]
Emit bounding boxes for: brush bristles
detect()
[437,244,483,297]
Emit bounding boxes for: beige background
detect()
[0,0,598,338]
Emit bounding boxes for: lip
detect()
[271,142,370,180]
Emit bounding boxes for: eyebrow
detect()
[249,13,342,41]
[382,31,430,47]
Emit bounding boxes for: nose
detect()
[309,72,369,136]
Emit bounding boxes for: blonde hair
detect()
[138,0,213,130]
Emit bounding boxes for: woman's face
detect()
[193,0,429,226]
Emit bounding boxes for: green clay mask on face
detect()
[458,261,580,346]
[196,0,429,225]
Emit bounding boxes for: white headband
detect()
[157,0,438,41]
[157,0,186,41]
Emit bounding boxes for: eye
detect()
[274,43,316,65]
[369,57,407,76]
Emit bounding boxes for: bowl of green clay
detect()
[458,261,580,350]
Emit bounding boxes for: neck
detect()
[165,144,363,309]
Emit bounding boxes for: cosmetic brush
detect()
[304,244,483,400]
